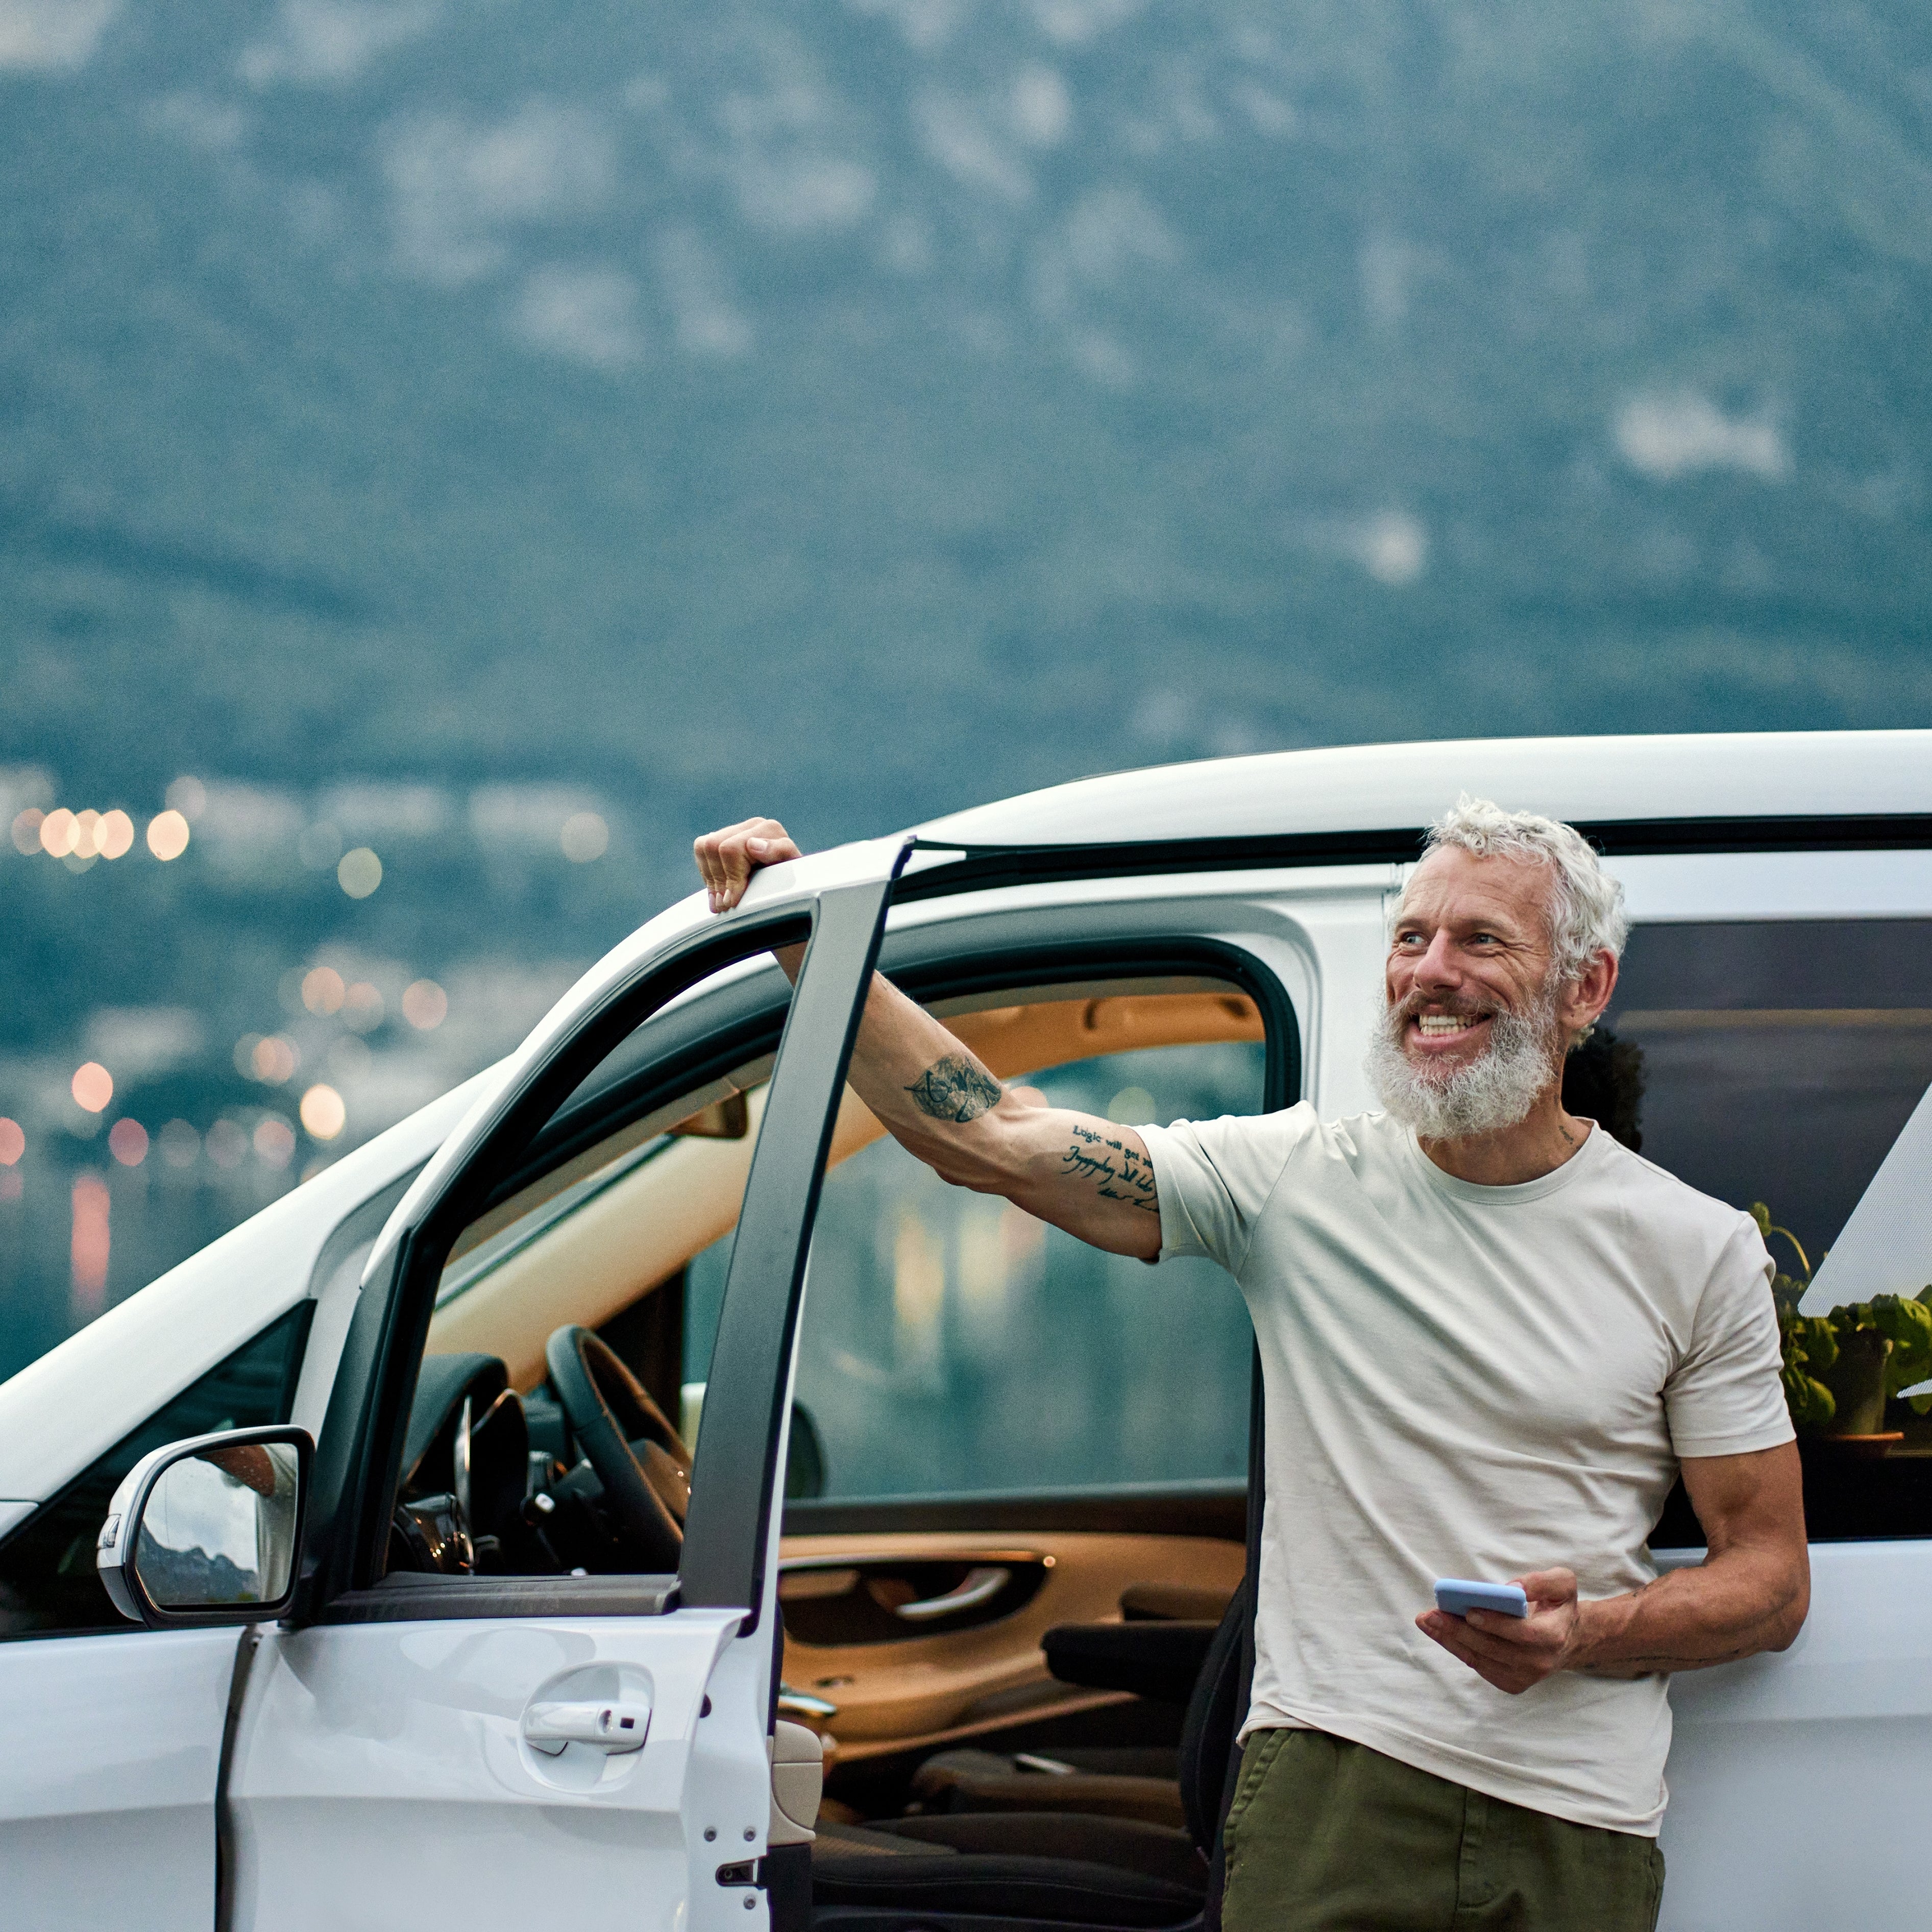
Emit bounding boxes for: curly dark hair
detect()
[1560,1026,1646,1153]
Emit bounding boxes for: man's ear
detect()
[1562,949,1618,1039]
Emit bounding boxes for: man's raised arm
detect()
[694,817,1162,1260]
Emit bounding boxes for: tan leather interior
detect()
[775,1531,1245,1766]
[430,987,1263,1387]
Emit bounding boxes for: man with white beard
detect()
[695,796,1808,1932]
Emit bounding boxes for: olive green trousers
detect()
[1220,1729,1665,1932]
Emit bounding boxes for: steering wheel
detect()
[544,1325,692,1571]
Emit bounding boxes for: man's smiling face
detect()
[1386,846,1560,1085]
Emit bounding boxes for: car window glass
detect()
[415,951,799,1581]
[0,1301,312,1638]
[682,985,1269,1502]
[430,1066,769,1408]
[1609,916,1932,1543]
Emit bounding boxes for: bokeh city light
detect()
[402,980,448,1030]
[343,983,385,1031]
[70,1064,113,1114]
[338,847,382,898]
[302,966,347,1015]
[254,1117,297,1168]
[97,810,134,859]
[146,810,190,861]
[300,1084,347,1141]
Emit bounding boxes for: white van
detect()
[3,729,1929,1932]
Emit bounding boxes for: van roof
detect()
[919,730,1932,852]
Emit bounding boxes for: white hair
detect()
[1400,792,1629,982]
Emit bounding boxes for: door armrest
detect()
[1040,1620,1217,1704]
[770,1719,824,1845]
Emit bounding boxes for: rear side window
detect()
[0,1302,312,1638]
[1610,917,1932,1543]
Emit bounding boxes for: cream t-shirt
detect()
[1137,1105,1792,1836]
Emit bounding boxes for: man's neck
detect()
[1417,1088,1595,1187]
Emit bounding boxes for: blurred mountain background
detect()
[3,0,1930,1376]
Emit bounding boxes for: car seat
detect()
[900,1598,1228,1830]
[902,1745,1190,1829]
[809,1580,1250,1932]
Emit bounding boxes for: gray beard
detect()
[1365,985,1561,1141]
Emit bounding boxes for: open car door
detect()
[219,839,908,1932]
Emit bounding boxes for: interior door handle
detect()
[895,1566,1011,1622]
[522,1696,652,1756]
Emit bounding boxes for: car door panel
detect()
[230,1610,741,1932]
[0,1627,240,1932]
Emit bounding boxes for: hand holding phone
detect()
[1433,1577,1528,1620]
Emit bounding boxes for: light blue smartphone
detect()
[1433,1578,1528,1620]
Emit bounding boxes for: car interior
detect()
[396,970,1276,1928]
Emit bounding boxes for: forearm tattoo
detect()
[906,1054,1004,1123]
[1061,1122,1159,1215]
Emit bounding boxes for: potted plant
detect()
[1757,1203,1932,1444]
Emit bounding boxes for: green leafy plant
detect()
[1753,1203,1932,1432]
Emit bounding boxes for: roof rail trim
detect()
[898,815,1932,903]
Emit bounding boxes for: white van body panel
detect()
[1658,1542,1932,1929]
[920,729,1932,848]
[0,1627,241,1932]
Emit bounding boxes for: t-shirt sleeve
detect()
[1664,1216,1795,1459]
[1137,1106,1312,1276]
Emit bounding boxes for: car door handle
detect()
[522,1697,652,1756]
[895,1566,1011,1622]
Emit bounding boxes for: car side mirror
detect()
[96,1425,311,1628]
